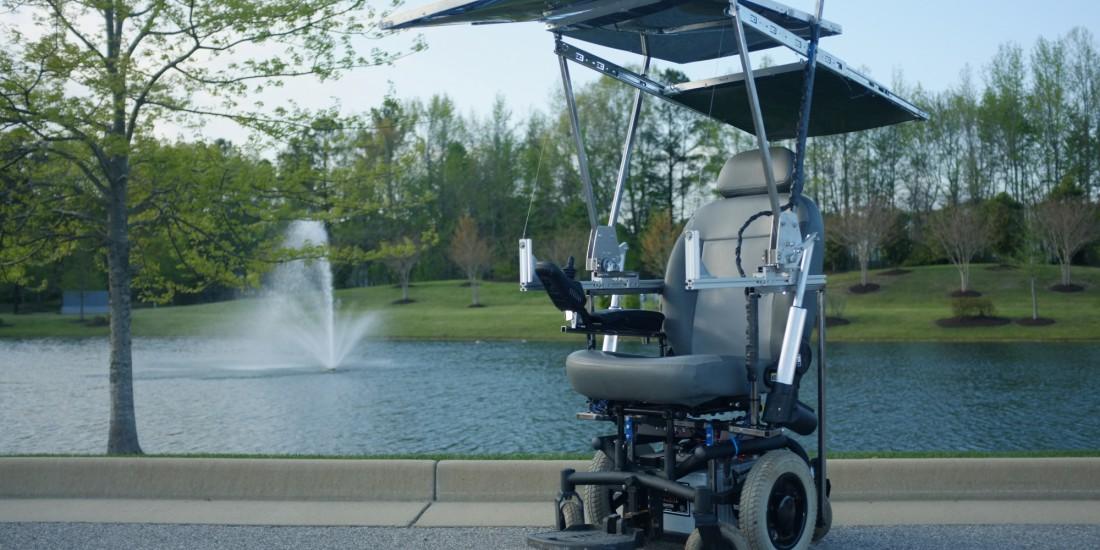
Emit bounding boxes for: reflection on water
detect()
[1,339,1098,455]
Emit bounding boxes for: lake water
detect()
[1,339,1098,455]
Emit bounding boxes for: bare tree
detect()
[542,227,589,267]
[926,205,992,293]
[830,198,898,287]
[376,231,436,304]
[448,214,493,306]
[639,210,681,278]
[1014,213,1047,320]
[1033,199,1100,287]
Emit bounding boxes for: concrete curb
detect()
[0,458,435,501]
[3,457,1099,502]
[2,457,1099,527]
[827,458,1100,501]
[435,460,589,502]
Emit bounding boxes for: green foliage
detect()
[951,297,997,318]
[982,192,1026,258]
[825,293,847,319]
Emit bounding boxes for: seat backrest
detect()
[661,147,824,365]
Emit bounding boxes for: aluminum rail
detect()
[603,35,651,353]
[730,0,782,261]
[557,41,599,230]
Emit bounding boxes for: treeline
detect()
[4,28,1099,308]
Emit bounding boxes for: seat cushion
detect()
[565,350,749,407]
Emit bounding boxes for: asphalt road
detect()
[3,524,1099,550]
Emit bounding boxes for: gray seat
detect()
[566,147,824,407]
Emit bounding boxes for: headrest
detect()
[717,147,794,198]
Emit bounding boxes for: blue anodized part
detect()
[705,422,715,447]
[625,416,634,442]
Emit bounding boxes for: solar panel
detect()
[666,61,927,138]
[383,0,841,63]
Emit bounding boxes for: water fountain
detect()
[250,220,373,370]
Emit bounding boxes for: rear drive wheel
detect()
[738,450,817,550]
[685,522,748,550]
[583,450,618,526]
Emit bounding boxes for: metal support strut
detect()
[816,287,828,526]
[730,0,782,262]
[557,35,599,231]
[790,0,825,204]
[603,35,651,353]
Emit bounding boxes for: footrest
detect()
[527,525,640,549]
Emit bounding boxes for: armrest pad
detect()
[588,309,664,334]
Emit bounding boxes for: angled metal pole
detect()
[791,0,825,204]
[608,36,650,229]
[603,35,650,354]
[557,36,599,230]
[730,0,781,259]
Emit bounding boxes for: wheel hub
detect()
[766,473,808,549]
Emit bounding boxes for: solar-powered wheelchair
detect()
[385,1,927,548]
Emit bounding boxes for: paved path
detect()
[3,523,1099,550]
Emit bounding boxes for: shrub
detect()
[951,297,996,318]
[622,294,641,309]
[826,293,847,319]
[87,315,110,327]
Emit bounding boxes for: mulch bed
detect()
[825,317,850,327]
[1050,284,1085,292]
[391,298,416,305]
[949,290,982,297]
[986,264,1018,271]
[879,269,911,276]
[849,283,881,294]
[467,303,486,308]
[1016,317,1056,326]
[935,316,1011,328]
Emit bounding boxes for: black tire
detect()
[811,497,831,543]
[738,450,817,550]
[583,450,616,526]
[685,522,748,550]
[560,496,585,528]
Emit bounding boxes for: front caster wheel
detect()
[685,522,747,549]
[739,450,817,550]
[583,450,618,526]
[559,495,585,528]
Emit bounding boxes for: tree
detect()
[1032,198,1100,288]
[376,230,438,304]
[925,205,992,294]
[0,0,411,454]
[1014,213,1048,321]
[448,214,492,306]
[638,210,681,278]
[830,198,898,288]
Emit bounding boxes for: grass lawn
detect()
[825,263,1100,342]
[0,263,1098,342]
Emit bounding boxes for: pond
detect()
[1,339,1098,455]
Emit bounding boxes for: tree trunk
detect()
[959,264,969,292]
[106,181,142,455]
[1060,259,1071,286]
[401,268,410,301]
[859,257,869,286]
[471,277,480,306]
[1030,277,1038,320]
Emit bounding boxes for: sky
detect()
[184,0,1100,143]
[13,0,1093,143]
